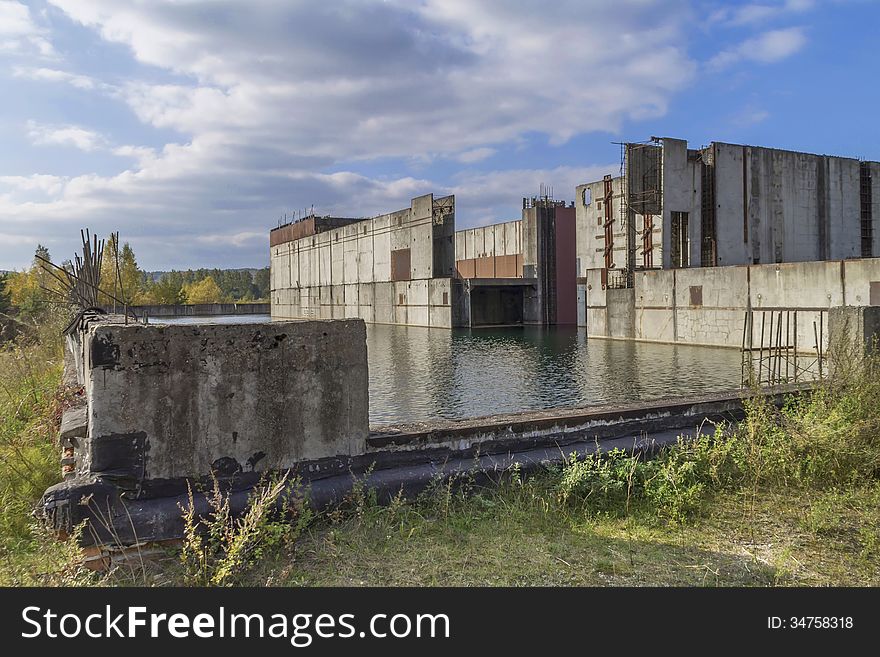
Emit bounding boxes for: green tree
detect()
[0,273,11,314]
[144,274,184,305]
[182,276,224,304]
[253,267,270,300]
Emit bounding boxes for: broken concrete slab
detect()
[59,406,88,446]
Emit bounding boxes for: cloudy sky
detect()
[1,0,878,270]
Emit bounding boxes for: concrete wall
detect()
[522,201,578,325]
[576,138,877,276]
[133,303,269,318]
[583,258,880,349]
[455,220,523,279]
[271,194,459,328]
[661,138,702,269]
[659,138,871,268]
[871,162,880,257]
[76,318,369,483]
[575,175,663,275]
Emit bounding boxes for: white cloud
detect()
[12,66,102,90]
[3,1,702,269]
[709,1,815,27]
[0,174,67,196]
[26,120,105,152]
[730,106,771,127]
[195,231,267,247]
[456,148,496,164]
[0,0,53,56]
[45,0,697,156]
[709,27,807,69]
[448,164,617,225]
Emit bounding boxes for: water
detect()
[155,316,744,426]
[150,314,272,325]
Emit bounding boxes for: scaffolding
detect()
[619,139,662,284]
[700,145,718,267]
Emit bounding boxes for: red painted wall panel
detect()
[553,207,578,324]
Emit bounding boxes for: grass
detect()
[0,313,97,585]
[0,311,878,587]
[218,475,880,587]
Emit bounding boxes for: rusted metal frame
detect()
[603,175,615,271]
[642,214,654,269]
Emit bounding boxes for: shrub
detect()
[179,474,311,586]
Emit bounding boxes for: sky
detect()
[1,0,878,271]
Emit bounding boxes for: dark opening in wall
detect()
[861,162,873,258]
[690,285,703,306]
[700,155,717,266]
[670,211,690,268]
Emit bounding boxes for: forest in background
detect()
[1,237,269,322]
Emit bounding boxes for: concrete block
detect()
[60,406,88,446]
[84,319,369,482]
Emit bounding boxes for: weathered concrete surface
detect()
[585,258,880,349]
[829,306,880,355]
[271,194,459,328]
[60,406,88,445]
[577,138,876,273]
[81,318,368,482]
[43,383,809,549]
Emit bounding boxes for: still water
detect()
[155,315,744,426]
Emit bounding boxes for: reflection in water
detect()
[154,316,744,427]
[366,325,743,426]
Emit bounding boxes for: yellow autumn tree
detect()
[182,276,224,304]
[4,245,67,319]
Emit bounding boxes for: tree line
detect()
[2,239,270,323]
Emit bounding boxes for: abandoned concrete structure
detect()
[270,193,577,327]
[269,136,879,342]
[270,194,458,328]
[577,137,880,278]
[44,312,824,553]
[576,137,880,349]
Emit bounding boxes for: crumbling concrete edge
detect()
[40,384,810,550]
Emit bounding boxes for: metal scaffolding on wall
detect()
[617,139,663,287]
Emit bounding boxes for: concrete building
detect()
[270,193,459,328]
[270,193,577,327]
[577,137,880,279]
[577,137,880,344]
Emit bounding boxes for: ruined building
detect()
[270,136,879,339]
[270,193,577,327]
[577,136,880,280]
[577,137,880,348]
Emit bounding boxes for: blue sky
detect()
[1,0,878,270]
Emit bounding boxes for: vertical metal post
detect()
[759,311,766,385]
